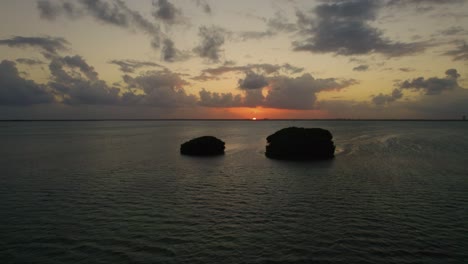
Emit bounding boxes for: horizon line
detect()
[0,118,467,122]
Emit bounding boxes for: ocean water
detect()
[0,120,467,264]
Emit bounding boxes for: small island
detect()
[265,127,335,160]
[180,136,225,156]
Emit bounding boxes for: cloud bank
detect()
[293,0,427,57]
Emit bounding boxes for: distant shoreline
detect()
[0,119,467,122]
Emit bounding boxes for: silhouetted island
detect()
[265,127,335,160]
[180,136,225,156]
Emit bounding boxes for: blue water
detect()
[0,121,467,263]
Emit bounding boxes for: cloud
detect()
[387,0,466,7]
[243,89,265,107]
[403,87,468,119]
[385,0,468,15]
[16,58,45,66]
[192,63,304,82]
[292,0,427,57]
[0,36,69,56]
[152,0,184,25]
[48,56,195,107]
[37,0,61,19]
[193,0,211,14]
[264,74,357,109]
[239,11,298,40]
[36,0,162,49]
[109,59,163,73]
[399,67,415,72]
[281,63,305,74]
[353,65,369,71]
[198,72,356,110]
[238,72,269,90]
[48,56,121,104]
[438,26,466,36]
[37,0,81,20]
[238,31,275,40]
[372,88,403,105]
[123,70,197,107]
[444,42,468,61]
[77,0,129,26]
[162,38,177,62]
[0,60,55,105]
[399,69,461,95]
[198,89,242,107]
[193,26,226,62]
[198,63,303,78]
[63,55,99,80]
[161,38,190,62]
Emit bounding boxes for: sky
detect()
[0,0,467,119]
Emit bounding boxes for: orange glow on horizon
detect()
[215,107,329,119]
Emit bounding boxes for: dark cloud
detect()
[399,67,415,72]
[264,74,357,109]
[238,31,275,40]
[238,72,269,90]
[5,50,201,109]
[199,73,356,110]
[317,90,468,119]
[399,69,461,95]
[109,59,163,73]
[36,0,162,49]
[438,26,466,36]
[62,55,99,80]
[0,60,55,105]
[387,0,466,7]
[15,58,45,66]
[48,56,120,105]
[238,11,297,40]
[162,39,176,62]
[198,63,303,78]
[293,0,427,57]
[37,0,62,20]
[444,42,468,61]
[198,89,242,107]
[194,0,211,14]
[160,38,190,62]
[268,12,298,33]
[385,0,467,15]
[37,0,81,20]
[403,87,468,119]
[113,0,163,48]
[47,56,195,107]
[152,0,183,25]
[190,74,219,82]
[123,70,196,107]
[78,0,129,26]
[372,88,403,105]
[353,65,369,71]
[198,89,265,108]
[243,89,265,107]
[0,36,69,56]
[282,63,305,74]
[193,26,226,62]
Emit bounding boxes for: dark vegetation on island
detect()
[180,136,225,156]
[265,127,335,160]
[181,127,335,159]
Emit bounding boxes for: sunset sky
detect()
[1,0,467,119]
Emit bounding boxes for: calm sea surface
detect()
[0,121,467,264]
